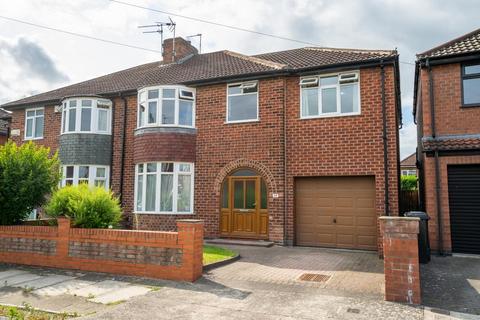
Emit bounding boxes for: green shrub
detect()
[0,141,60,225]
[46,184,122,228]
[401,175,418,191]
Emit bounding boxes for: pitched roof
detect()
[400,153,416,167]
[2,46,396,109]
[417,28,480,59]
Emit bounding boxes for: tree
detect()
[401,175,418,191]
[0,141,60,225]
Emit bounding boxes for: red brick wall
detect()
[286,66,400,249]
[0,135,7,145]
[9,105,60,152]
[0,218,204,282]
[420,63,480,137]
[133,132,196,163]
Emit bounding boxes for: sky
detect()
[0,0,479,159]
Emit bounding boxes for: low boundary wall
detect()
[0,218,204,282]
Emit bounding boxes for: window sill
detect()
[224,119,260,125]
[461,104,480,108]
[60,131,112,135]
[300,112,361,120]
[24,137,44,141]
[133,211,194,215]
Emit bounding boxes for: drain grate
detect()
[298,273,331,282]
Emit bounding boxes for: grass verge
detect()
[0,304,76,320]
[203,245,237,266]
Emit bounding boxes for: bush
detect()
[46,184,122,228]
[0,141,60,225]
[401,175,418,191]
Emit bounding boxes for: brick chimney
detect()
[162,37,198,63]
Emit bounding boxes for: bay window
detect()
[300,72,360,118]
[135,162,194,214]
[25,107,44,140]
[61,165,110,189]
[61,98,112,134]
[227,82,258,123]
[137,86,195,128]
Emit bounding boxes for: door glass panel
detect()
[232,169,257,176]
[246,180,256,209]
[221,180,229,208]
[261,179,267,209]
[233,180,244,209]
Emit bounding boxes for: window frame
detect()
[60,97,112,135]
[137,85,196,129]
[299,71,361,119]
[461,62,480,107]
[134,162,194,215]
[226,81,259,124]
[24,107,44,140]
[61,165,110,189]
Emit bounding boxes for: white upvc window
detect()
[61,165,110,189]
[137,86,195,129]
[401,170,417,176]
[134,162,194,214]
[300,71,360,118]
[226,81,259,123]
[25,107,44,140]
[61,98,112,134]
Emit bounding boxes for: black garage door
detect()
[448,165,480,254]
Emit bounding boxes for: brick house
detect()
[0,108,11,144]
[400,153,417,176]
[414,28,480,255]
[2,37,401,250]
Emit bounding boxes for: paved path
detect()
[0,264,160,316]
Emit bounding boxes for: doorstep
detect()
[205,238,274,247]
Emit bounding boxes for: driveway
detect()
[422,255,480,316]
[82,245,424,320]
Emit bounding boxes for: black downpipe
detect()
[283,78,288,246]
[427,59,444,255]
[119,95,128,207]
[380,63,390,216]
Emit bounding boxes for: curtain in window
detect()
[145,174,156,211]
[177,175,191,212]
[160,174,173,211]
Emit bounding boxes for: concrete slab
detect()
[16,274,75,290]
[90,285,152,304]
[71,280,131,298]
[0,269,28,280]
[34,279,97,296]
[0,273,43,287]
[206,239,274,247]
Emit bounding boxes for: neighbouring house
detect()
[400,153,417,176]
[2,37,401,251]
[414,28,480,255]
[0,108,11,144]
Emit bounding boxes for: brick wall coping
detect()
[0,225,57,235]
[177,219,203,224]
[379,216,420,235]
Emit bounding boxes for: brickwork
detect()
[380,216,421,305]
[133,131,196,164]
[0,237,56,255]
[162,37,198,63]
[0,218,204,282]
[68,241,182,266]
[418,62,480,253]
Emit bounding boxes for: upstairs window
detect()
[137,86,195,129]
[61,165,110,189]
[462,63,480,106]
[25,107,44,140]
[227,82,258,123]
[61,98,112,134]
[300,72,360,118]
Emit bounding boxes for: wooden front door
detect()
[220,171,268,239]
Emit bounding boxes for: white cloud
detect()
[400,122,417,160]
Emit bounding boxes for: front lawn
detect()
[203,245,237,265]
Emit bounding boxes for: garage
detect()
[448,165,480,254]
[295,176,377,250]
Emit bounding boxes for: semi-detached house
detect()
[2,37,401,251]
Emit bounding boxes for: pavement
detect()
[0,246,477,319]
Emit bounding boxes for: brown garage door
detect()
[295,176,377,250]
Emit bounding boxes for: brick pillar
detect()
[177,219,204,282]
[56,217,71,259]
[379,216,421,305]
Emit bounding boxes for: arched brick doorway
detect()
[214,160,276,240]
